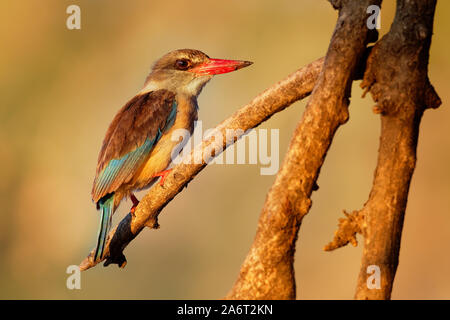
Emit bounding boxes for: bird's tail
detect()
[94,193,115,262]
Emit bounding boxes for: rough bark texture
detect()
[79,57,324,270]
[326,0,441,300]
[79,0,442,300]
[225,0,380,300]
[353,0,441,300]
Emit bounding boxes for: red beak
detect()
[189,58,253,76]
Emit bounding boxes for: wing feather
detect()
[92,89,176,202]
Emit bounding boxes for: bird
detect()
[91,49,252,262]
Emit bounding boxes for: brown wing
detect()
[92,89,176,202]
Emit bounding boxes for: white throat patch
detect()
[183,75,213,97]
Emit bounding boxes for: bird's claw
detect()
[153,169,173,186]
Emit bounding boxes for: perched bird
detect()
[91,49,252,261]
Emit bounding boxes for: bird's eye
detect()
[175,59,190,70]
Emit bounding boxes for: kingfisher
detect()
[91,49,252,262]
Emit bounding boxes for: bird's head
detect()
[142,49,252,96]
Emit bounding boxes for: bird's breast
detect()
[131,95,198,189]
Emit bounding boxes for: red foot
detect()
[130,193,139,215]
[153,169,173,186]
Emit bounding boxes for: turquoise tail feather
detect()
[94,193,114,261]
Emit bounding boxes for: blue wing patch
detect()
[92,100,177,201]
[93,137,157,198]
[165,100,177,128]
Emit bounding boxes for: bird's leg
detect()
[130,193,140,216]
[153,169,173,186]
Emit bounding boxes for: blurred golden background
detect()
[0,0,449,299]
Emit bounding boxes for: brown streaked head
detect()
[143,49,252,96]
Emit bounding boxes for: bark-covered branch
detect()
[326,0,441,300]
[79,0,441,302]
[354,0,441,300]
[225,0,380,300]
[79,57,324,271]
